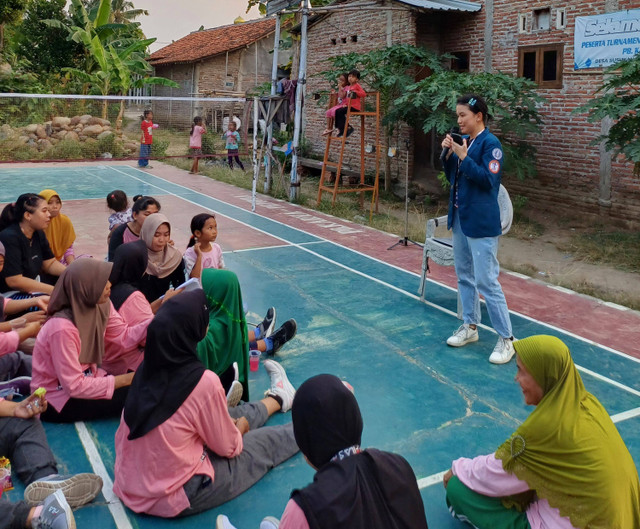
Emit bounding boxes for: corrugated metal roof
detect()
[396,0,481,12]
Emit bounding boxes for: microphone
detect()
[441,126,460,162]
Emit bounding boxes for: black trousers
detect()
[334,107,350,134]
[41,386,129,423]
[0,416,58,529]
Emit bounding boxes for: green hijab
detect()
[496,335,640,528]
[196,269,249,400]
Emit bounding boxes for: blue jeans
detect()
[452,209,512,338]
[138,143,151,167]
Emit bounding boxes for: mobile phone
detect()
[450,133,464,145]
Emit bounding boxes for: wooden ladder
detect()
[317,91,381,213]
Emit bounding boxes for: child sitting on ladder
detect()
[223,119,245,171]
[322,72,349,136]
[333,69,366,138]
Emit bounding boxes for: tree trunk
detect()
[384,130,392,192]
[0,24,4,52]
[116,99,125,134]
[102,100,108,120]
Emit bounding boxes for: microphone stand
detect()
[388,139,423,251]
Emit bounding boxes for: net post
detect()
[289,0,310,202]
[252,97,259,212]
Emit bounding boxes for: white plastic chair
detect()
[417,184,513,318]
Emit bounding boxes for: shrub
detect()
[47,139,84,160]
[97,134,124,158]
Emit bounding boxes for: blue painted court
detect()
[1,164,639,528]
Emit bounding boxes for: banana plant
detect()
[47,0,179,126]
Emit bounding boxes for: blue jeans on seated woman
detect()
[451,209,512,339]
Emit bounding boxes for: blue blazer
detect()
[441,129,503,238]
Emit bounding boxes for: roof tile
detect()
[149,18,276,66]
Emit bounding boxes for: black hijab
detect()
[109,240,148,311]
[123,289,208,440]
[291,374,429,529]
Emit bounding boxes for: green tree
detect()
[0,0,25,51]
[55,0,178,125]
[396,70,545,181]
[85,0,149,24]
[318,44,446,190]
[575,55,640,175]
[16,0,84,73]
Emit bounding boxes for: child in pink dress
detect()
[183,213,224,279]
[322,73,349,136]
[189,117,206,175]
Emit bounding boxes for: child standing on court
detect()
[189,117,206,175]
[223,120,244,171]
[138,110,158,169]
[183,213,224,279]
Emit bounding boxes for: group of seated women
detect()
[0,190,638,528]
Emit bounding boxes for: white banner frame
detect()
[574,9,640,69]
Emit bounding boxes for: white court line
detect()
[119,165,640,365]
[416,406,640,490]
[77,166,640,517]
[611,407,640,423]
[222,243,291,254]
[75,422,132,529]
[113,166,640,383]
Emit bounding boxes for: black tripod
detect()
[388,139,423,250]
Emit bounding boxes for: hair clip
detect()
[468,97,477,107]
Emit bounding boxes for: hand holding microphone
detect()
[441,126,460,161]
[441,127,468,161]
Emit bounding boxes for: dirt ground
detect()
[498,210,640,310]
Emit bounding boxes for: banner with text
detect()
[574,9,640,69]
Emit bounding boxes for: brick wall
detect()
[302,2,420,183]
[297,0,640,223]
[152,35,277,131]
[439,0,640,224]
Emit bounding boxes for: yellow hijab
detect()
[496,335,640,528]
[39,189,76,261]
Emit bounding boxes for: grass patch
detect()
[559,230,640,274]
[507,213,545,240]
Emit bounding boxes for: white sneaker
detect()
[489,336,516,364]
[25,473,103,508]
[446,324,479,347]
[216,515,238,529]
[226,380,243,408]
[264,360,296,413]
[260,516,280,529]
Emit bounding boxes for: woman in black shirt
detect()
[0,194,67,295]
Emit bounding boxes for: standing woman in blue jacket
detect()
[440,94,515,364]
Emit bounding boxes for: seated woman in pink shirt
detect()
[102,242,180,375]
[113,290,299,518]
[443,335,640,529]
[0,240,49,383]
[31,259,149,423]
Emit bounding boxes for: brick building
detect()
[148,18,289,129]
[297,0,640,224]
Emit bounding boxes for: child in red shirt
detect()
[138,110,158,169]
[333,69,366,137]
